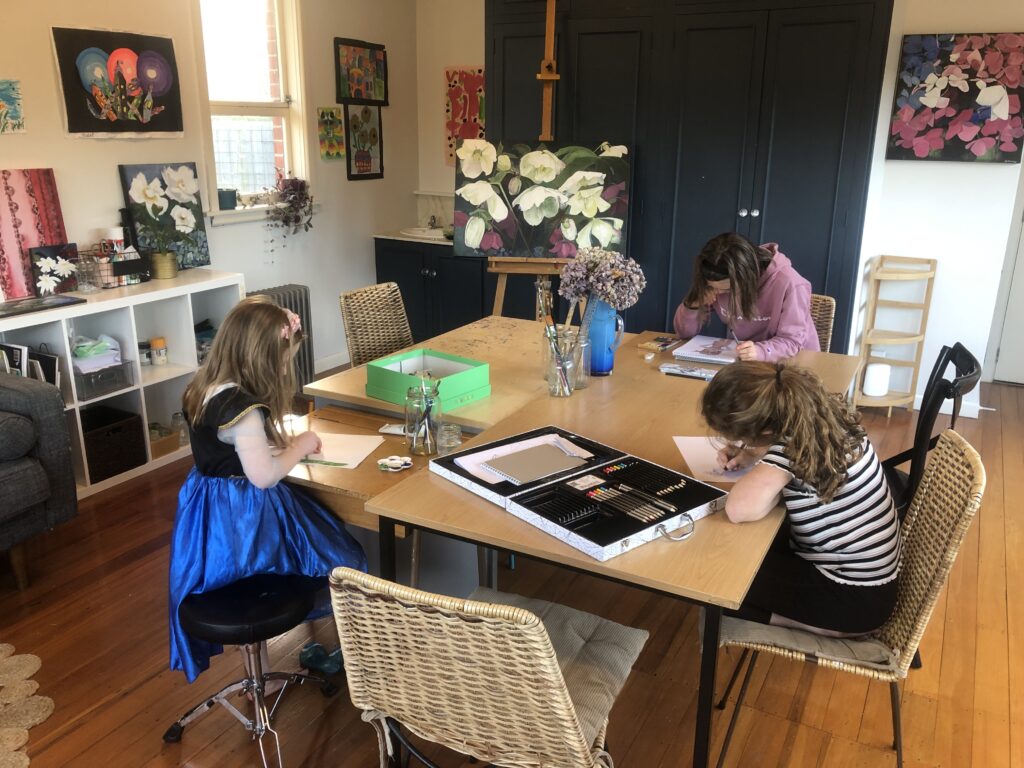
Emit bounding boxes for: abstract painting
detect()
[318,106,346,160]
[0,80,25,134]
[453,139,629,258]
[445,67,485,166]
[887,33,1024,162]
[52,27,183,136]
[344,105,383,180]
[334,38,388,105]
[0,169,67,300]
[118,162,210,269]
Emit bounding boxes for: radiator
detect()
[247,284,315,389]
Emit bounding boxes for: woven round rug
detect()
[0,645,51,767]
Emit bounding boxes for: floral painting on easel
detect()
[453,139,629,258]
[0,80,25,134]
[887,33,1024,162]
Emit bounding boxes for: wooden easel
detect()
[488,256,572,318]
[486,0,566,319]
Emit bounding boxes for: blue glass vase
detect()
[586,297,624,376]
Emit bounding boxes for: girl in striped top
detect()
[701,361,900,635]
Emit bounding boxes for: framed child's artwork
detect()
[51,27,183,137]
[334,37,388,105]
[344,105,384,180]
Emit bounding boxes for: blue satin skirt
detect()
[168,468,367,682]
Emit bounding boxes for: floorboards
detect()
[0,382,1019,767]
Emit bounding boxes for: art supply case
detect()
[429,425,727,561]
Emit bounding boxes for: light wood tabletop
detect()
[305,316,859,432]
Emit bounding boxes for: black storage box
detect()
[81,405,147,482]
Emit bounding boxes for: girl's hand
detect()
[701,286,718,306]
[717,443,766,471]
[295,430,322,457]
[735,340,760,361]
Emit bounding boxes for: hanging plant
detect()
[264,169,314,236]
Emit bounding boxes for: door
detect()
[488,21,566,143]
[748,4,875,351]
[374,240,430,342]
[994,227,1024,383]
[434,251,487,334]
[666,12,768,324]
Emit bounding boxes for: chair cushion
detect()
[0,457,49,521]
[470,587,648,748]
[719,616,898,673]
[0,412,36,461]
[179,574,323,646]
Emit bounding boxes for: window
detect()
[198,0,298,199]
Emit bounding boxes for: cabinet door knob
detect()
[750,208,760,218]
[429,270,437,278]
[738,208,749,218]
[419,267,428,276]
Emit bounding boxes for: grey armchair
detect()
[0,373,77,589]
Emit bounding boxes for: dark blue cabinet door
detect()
[374,240,431,342]
[434,253,487,334]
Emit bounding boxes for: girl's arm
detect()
[220,410,320,489]
[672,287,718,338]
[753,284,812,362]
[723,462,790,523]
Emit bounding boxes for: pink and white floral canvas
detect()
[887,33,1024,162]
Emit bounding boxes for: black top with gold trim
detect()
[186,386,269,478]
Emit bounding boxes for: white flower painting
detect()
[119,162,210,268]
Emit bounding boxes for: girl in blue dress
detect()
[169,296,367,682]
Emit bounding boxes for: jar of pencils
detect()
[404,378,442,455]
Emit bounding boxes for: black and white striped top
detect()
[760,439,901,586]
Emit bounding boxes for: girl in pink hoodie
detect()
[673,233,820,362]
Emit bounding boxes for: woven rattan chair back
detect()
[339,282,414,367]
[876,429,985,676]
[330,567,600,768]
[809,293,836,352]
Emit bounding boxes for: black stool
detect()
[163,574,337,766]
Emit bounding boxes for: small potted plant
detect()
[265,169,314,236]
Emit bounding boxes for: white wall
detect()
[0,0,420,372]
[856,0,1024,417]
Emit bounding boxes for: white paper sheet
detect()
[454,433,594,485]
[302,433,385,469]
[673,436,753,484]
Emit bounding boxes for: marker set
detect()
[431,425,728,561]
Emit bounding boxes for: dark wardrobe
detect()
[486,0,894,350]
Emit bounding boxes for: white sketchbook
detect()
[672,436,753,483]
[302,433,384,469]
[672,335,738,365]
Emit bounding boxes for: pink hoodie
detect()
[672,244,819,362]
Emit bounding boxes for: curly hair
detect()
[700,361,866,502]
[182,295,302,448]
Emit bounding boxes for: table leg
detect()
[694,606,721,768]
[380,517,397,582]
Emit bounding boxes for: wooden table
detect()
[304,316,858,432]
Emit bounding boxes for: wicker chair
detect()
[339,282,414,367]
[330,567,648,768]
[809,293,836,352]
[713,429,985,768]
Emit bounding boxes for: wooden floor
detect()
[1,382,1021,768]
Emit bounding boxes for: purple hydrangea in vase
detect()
[558,247,646,377]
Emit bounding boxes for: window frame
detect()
[192,0,308,213]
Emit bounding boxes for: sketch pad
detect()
[483,444,587,485]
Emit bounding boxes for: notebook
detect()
[482,443,587,485]
[672,335,738,364]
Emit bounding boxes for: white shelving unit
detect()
[0,268,244,499]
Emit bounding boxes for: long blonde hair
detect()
[700,361,866,502]
[182,295,301,447]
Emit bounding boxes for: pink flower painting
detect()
[887,33,1024,162]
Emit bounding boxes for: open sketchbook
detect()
[673,436,753,483]
[672,335,738,365]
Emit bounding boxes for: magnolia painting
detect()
[887,33,1024,162]
[0,80,25,134]
[318,107,345,160]
[52,27,183,136]
[453,139,629,258]
[118,162,209,268]
[445,67,485,165]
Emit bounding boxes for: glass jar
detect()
[170,411,189,446]
[542,328,589,393]
[404,380,443,456]
[138,340,152,366]
[436,423,463,456]
[150,337,168,365]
